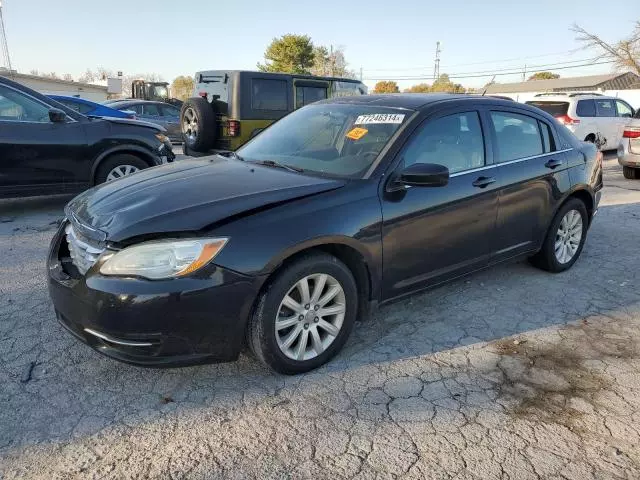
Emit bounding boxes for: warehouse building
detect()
[0,70,108,102]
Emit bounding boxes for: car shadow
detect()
[1,201,639,469]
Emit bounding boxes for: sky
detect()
[2,0,639,91]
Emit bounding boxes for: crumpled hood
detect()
[66,157,345,243]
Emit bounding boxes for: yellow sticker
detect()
[346,127,368,140]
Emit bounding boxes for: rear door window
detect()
[142,104,161,116]
[295,86,327,109]
[525,101,569,117]
[576,99,596,117]
[595,99,616,117]
[252,79,288,111]
[615,100,633,118]
[490,111,543,162]
[160,105,180,117]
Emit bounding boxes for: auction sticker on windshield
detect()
[354,113,405,125]
[346,127,368,140]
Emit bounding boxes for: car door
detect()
[141,103,164,128]
[594,98,619,149]
[0,83,88,195]
[489,108,573,261]
[380,108,500,300]
[159,104,181,139]
[615,99,635,146]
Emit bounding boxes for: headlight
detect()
[100,238,228,279]
[155,133,169,144]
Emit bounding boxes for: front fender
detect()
[90,145,159,185]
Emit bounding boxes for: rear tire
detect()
[623,166,640,179]
[247,253,358,374]
[181,97,216,152]
[530,198,588,273]
[95,154,149,184]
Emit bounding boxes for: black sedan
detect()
[0,76,175,198]
[48,94,603,374]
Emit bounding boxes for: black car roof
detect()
[319,93,518,110]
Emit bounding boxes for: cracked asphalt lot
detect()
[1,159,640,479]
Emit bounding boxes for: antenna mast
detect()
[433,41,441,81]
[0,0,12,74]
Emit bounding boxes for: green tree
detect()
[572,22,640,76]
[171,75,195,101]
[373,81,400,93]
[258,34,315,74]
[430,74,465,93]
[404,83,431,93]
[528,71,560,81]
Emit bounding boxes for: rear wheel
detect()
[95,154,149,184]
[181,97,216,152]
[247,253,358,374]
[623,166,640,179]
[530,198,588,273]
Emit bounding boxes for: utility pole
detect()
[330,45,335,76]
[522,63,527,82]
[433,41,441,81]
[359,67,363,81]
[0,0,13,76]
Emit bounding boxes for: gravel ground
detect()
[1,159,639,479]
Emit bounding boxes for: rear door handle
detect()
[472,176,496,188]
[545,159,563,169]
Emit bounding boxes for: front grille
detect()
[65,223,105,275]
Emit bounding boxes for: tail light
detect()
[623,128,640,139]
[227,120,240,137]
[555,114,580,125]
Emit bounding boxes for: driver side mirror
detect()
[49,108,67,123]
[399,162,449,187]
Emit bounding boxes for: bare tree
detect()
[572,22,640,76]
[62,73,74,82]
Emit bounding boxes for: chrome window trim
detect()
[449,148,573,177]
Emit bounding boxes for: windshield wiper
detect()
[252,160,304,173]
[216,150,245,161]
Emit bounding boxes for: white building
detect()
[485,72,640,108]
[0,71,108,102]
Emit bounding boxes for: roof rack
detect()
[567,92,603,97]
[534,92,568,97]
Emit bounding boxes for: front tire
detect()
[623,166,640,180]
[530,198,588,273]
[95,154,149,184]
[248,253,358,374]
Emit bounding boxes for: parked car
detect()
[49,94,602,374]
[106,100,181,142]
[0,76,175,198]
[47,95,136,119]
[526,93,634,150]
[618,109,640,179]
[180,70,368,154]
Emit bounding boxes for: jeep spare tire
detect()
[181,97,216,152]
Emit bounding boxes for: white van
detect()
[526,93,635,150]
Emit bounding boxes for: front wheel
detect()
[247,253,358,374]
[95,154,149,184]
[530,198,588,273]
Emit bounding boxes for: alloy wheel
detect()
[182,107,198,144]
[275,273,346,361]
[554,209,583,264]
[105,165,140,182]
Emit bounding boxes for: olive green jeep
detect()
[180,70,368,155]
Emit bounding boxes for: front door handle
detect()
[472,176,496,188]
[545,159,563,169]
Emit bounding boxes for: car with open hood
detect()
[48,94,602,374]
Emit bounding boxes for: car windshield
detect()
[237,104,411,178]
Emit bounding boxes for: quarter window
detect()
[142,104,161,116]
[161,105,180,117]
[491,111,543,162]
[576,99,596,117]
[0,85,51,122]
[403,112,485,174]
[595,99,616,117]
[539,121,555,152]
[252,79,288,111]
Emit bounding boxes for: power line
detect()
[363,60,615,82]
[364,48,581,72]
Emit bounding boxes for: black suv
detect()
[0,76,175,198]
